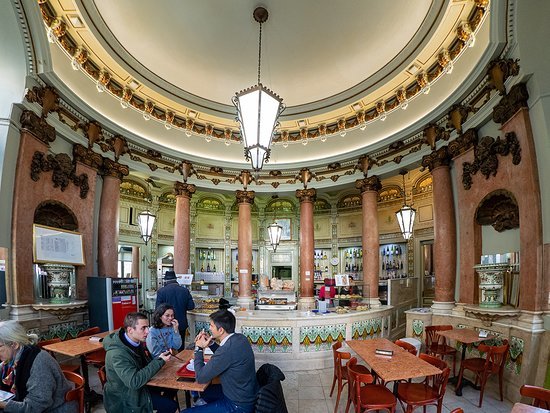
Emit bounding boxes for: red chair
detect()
[97,365,107,389]
[329,342,370,413]
[397,353,450,413]
[450,409,463,413]
[346,357,396,413]
[455,340,509,408]
[395,339,417,356]
[38,338,80,373]
[77,327,106,367]
[520,384,550,409]
[76,327,101,338]
[63,371,85,413]
[425,325,457,376]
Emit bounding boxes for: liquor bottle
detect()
[201,265,205,272]
[359,249,363,258]
[323,252,327,260]
[206,262,211,272]
[382,261,385,270]
[213,264,216,272]
[324,265,329,273]
[381,248,385,256]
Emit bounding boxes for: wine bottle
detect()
[213,264,216,272]
[206,262,211,272]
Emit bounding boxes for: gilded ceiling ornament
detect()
[205,124,214,142]
[235,170,255,190]
[48,17,66,39]
[376,101,387,121]
[396,88,408,110]
[487,58,520,96]
[281,130,289,147]
[143,100,154,121]
[296,168,315,189]
[438,49,453,74]
[71,47,88,70]
[120,87,133,109]
[337,119,346,137]
[185,118,194,137]
[416,72,430,94]
[457,22,475,47]
[97,69,110,93]
[164,111,175,130]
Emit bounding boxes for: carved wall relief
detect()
[475,190,519,232]
[34,200,79,231]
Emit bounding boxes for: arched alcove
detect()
[34,200,79,231]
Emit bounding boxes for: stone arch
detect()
[34,200,78,231]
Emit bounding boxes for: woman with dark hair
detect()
[0,320,77,413]
[146,304,182,358]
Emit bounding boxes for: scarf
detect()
[1,347,23,394]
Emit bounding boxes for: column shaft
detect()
[174,183,195,274]
[98,175,122,277]
[236,191,255,301]
[131,246,140,278]
[296,189,316,300]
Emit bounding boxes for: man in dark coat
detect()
[155,270,195,349]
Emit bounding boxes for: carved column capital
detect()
[101,158,129,181]
[448,128,478,158]
[174,182,196,198]
[236,190,255,204]
[296,188,317,203]
[421,147,452,172]
[355,175,381,193]
[20,110,56,144]
[493,82,529,124]
[73,144,103,170]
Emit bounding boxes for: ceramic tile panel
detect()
[507,336,524,374]
[351,318,382,340]
[242,326,292,353]
[39,321,85,340]
[300,324,346,352]
[194,320,211,335]
[412,319,424,339]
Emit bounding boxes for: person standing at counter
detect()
[185,310,258,412]
[156,270,195,349]
[146,304,182,358]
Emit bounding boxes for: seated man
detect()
[103,312,179,413]
[185,310,258,412]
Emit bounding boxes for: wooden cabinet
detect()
[313,248,331,282]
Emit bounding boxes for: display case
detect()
[313,248,331,282]
[256,289,297,310]
[339,247,363,283]
[230,249,258,283]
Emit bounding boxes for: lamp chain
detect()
[257,21,263,85]
[402,173,407,206]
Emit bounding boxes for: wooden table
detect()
[147,350,209,392]
[345,338,441,383]
[43,330,112,412]
[511,402,549,413]
[436,328,495,396]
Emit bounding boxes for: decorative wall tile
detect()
[195,320,211,335]
[300,324,346,352]
[412,319,424,339]
[38,321,87,340]
[352,318,382,340]
[507,336,523,375]
[242,326,292,353]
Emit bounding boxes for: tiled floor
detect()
[88,364,514,413]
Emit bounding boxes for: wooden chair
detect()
[395,339,417,356]
[397,353,450,413]
[97,365,107,389]
[450,409,463,413]
[346,357,396,413]
[63,371,85,413]
[77,326,106,368]
[38,338,80,373]
[455,339,509,408]
[425,325,457,376]
[520,384,550,409]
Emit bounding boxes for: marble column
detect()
[98,159,129,277]
[422,147,456,314]
[356,176,382,307]
[296,188,316,310]
[173,182,196,274]
[131,246,140,278]
[236,190,255,309]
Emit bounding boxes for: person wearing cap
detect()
[155,270,195,350]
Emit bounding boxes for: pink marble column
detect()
[356,176,382,306]
[98,159,129,277]
[296,189,316,303]
[131,246,140,278]
[422,147,456,312]
[236,190,255,304]
[173,182,196,274]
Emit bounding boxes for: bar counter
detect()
[188,306,393,371]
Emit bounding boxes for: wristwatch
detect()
[194,346,203,352]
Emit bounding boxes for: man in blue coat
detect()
[155,270,195,349]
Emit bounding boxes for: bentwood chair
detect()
[520,384,550,409]
[63,371,85,413]
[425,325,457,376]
[455,340,509,408]
[395,339,418,356]
[38,338,81,373]
[97,365,107,389]
[397,353,450,413]
[450,409,464,413]
[346,357,396,413]
[77,326,106,368]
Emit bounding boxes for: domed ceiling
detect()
[36,0,496,191]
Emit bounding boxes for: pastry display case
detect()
[256,290,297,310]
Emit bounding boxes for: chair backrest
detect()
[478,339,509,374]
[395,339,417,356]
[63,371,84,413]
[76,326,101,338]
[37,337,62,358]
[419,353,450,396]
[520,384,550,409]
[450,409,464,413]
[425,325,452,346]
[346,357,375,408]
[98,365,107,388]
[332,342,351,378]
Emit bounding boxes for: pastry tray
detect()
[176,361,195,378]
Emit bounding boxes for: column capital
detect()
[493,82,529,125]
[174,182,196,198]
[421,146,452,172]
[236,190,255,204]
[355,175,381,193]
[73,143,103,170]
[101,158,129,180]
[20,110,56,144]
[295,188,317,203]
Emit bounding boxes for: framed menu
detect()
[33,224,85,266]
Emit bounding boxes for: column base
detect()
[517,310,545,332]
[451,302,467,316]
[298,297,316,310]
[367,298,382,308]
[431,301,455,315]
[7,304,36,321]
[236,297,255,310]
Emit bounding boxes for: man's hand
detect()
[194,330,213,349]
[159,350,171,362]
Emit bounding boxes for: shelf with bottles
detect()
[313,248,331,281]
[230,249,258,282]
[339,247,363,280]
[379,243,407,280]
[196,248,223,274]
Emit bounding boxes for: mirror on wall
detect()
[421,240,435,307]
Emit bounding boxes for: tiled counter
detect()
[188,306,393,371]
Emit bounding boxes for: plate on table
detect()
[176,361,195,378]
